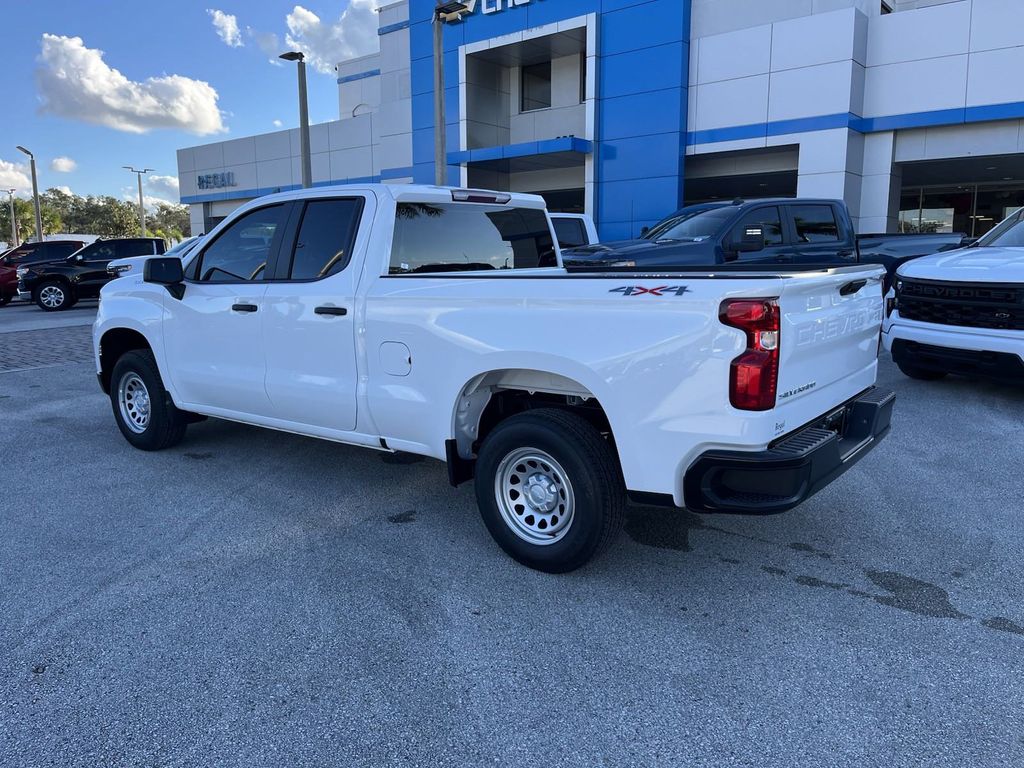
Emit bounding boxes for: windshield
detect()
[165,237,198,257]
[975,207,1024,247]
[643,207,735,241]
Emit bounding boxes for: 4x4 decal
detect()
[609,286,691,297]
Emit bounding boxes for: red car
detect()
[0,261,15,306]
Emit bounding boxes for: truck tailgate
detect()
[776,266,885,415]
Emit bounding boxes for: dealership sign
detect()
[197,172,236,190]
[462,0,541,15]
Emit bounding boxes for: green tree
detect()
[0,196,61,244]
[147,202,191,241]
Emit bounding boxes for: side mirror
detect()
[640,225,651,237]
[734,226,765,253]
[74,253,85,263]
[144,257,185,299]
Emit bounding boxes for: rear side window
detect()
[390,203,555,274]
[50,243,81,258]
[193,204,289,282]
[116,240,154,259]
[287,198,363,280]
[552,218,588,248]
[792,205,840,243]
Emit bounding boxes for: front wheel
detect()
[474,408,625,573]
[110,350,188,450]
[34,280,73,311]
[0,294,11,307]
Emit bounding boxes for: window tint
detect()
[521,61,551,112]
[390,203,555,274]
[80,242,118,261]
[733,207,784,251]
[50,243,81,258]
[288,199,362,280]
[792,205,840,243]
[116,240,154,259]
[552,217,588,248]
[195,205,288,282]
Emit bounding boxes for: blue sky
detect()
[0,1,379,207]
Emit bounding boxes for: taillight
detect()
[720,298,780,411]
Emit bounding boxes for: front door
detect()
[729,206,789,265]
[75,241,119,298]
[163,202,292,416]
[260,195,367,432]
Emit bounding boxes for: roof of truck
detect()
[245,184,548,210]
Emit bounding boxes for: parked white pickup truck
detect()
[94,185,894,572]
[884,206,1024,383]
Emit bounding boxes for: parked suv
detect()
[1,240,86,306]
[18,237,165,311]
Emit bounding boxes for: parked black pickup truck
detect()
[564,199,969,290]
[18,237,166,311]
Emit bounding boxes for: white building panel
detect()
[862,55,968,116]
[193,142,225,172]
[254,131,292,162]
[256,158,293,189]
[691,75,770,131]
[695,24,771,84]
[770,8,862,71]
[768,61,860,121]
[969,0,1024,51]
[966,47,1024,108]
[221,137,256,167]
[865,0,970,66]
[328,115,373,151]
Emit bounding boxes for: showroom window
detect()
[521,62,552,112]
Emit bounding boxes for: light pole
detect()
[280,51,312,189]
[15,146,43,242]
[433,2,469,186]
[123,166,153,236]
[6,189,17,246]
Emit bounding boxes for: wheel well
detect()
[99,328,152,394]
[452,370,615,471]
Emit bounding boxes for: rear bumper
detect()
[683,387,895,515]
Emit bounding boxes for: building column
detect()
[791,128,864,230]
[858,131,902,234]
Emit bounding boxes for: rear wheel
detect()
[110,350,187,450]
[896,361,947,381]
[0,294,11,307]
[34,280,73,311]
[474,408,625,573]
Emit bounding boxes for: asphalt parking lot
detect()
[2,304,1023,767]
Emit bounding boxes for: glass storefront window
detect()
[899,184,1024,237]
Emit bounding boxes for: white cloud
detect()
[248,27,283,65]
[122,187,175,212]
[207,9,242,47]
[36,34,226,135]
[0,159,31,191]
[284,2,384,75]
[272,119,283,128]
[147,174,180,199]
[54,185,73,195]
[50,156,77,173]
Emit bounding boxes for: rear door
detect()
[260,194,367,432]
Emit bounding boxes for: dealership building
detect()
[178,0,1024,240]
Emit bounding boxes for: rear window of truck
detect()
[389,203,556,274]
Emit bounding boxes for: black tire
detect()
[0,294,11,307]
[474,408,625,573]
[34,280,74,311]
[110,350,187,451]
[896,360,947,381]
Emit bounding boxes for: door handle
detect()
[314,306,348,316]
[232,303,258,313]
[775,254,794,263]
[839,279,868,296]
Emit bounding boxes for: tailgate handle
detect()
[839,280,867,296]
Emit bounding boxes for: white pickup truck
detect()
[94,185,894,572]
[884,206,1024,383]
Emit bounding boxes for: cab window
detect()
[792,205,840,243]
[285,198,363,280]
[191,205,288,282]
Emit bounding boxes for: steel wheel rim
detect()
[494,447,575,546]
[117,372,151,434]
[40,285,64,308]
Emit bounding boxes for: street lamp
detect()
[280,50,312,189]
[15,146,43,243]
[433,2,469,186]
[5,189,17,246]
[123,166,154,236]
